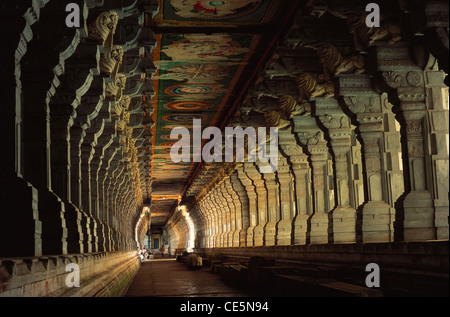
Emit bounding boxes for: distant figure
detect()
[168,246,171,257]
[161,246,165,258]
[143,248,147,260]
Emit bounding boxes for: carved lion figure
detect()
[100,45,124,77]
[89,11,119,48]
[279,95,311,117]
[296,72,335,102]
[264,110,291,129]
[316,43,365,77]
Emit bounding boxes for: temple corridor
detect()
[0,0,448,301]
[124,258,252,297]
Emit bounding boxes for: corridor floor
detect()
[124,258,252,297]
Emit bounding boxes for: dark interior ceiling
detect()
[146,0,302,230]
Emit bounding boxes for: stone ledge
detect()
[0,251,140,297]
[198,240,449,275]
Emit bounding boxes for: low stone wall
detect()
[0,251,140,297]
[198,241,449,276]
[198,241,449,296]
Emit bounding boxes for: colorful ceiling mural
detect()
[153,0,279,26]
[149,0,288,227]
[151,33,260,192]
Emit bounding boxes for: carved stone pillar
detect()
[197,201,207,248]
[0,0,47,258]
[204,198,214,248]
[236,166,257,246]
[244,162,268,246]
[221,180,238,247]
[211,187,228,248]
[220,182,233,247]
[205,195,218,248]
[313,97,358,243]
[275,155,295,245]
[260,164,280,246]
[379,70,449,240]
[339,74,395,242]
[292,115,333,244]
[279,130,313,245]
[372,42,449,240]
[230,172,250,246]
[224,177,241,247]
[201,202,211,248]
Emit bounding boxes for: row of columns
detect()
[1,0,156,257]
[178,1,449,249]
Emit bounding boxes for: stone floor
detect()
[124,258,251,297]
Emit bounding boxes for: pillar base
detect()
[361,201,394,243]
[218,232,225,247]
[264,222,277,246]
[38,190,68,256]
[239,229,247,247]
[293,214,309,245]
[402,192,436,241]
[246,226,255,247]
[65,203,84,254]
[253,224,265,246]
[330,207,357,243]
[276,219,292,245]
[310,213,329,244]
[230,230,239,247]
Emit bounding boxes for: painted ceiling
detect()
[148,0,293,229]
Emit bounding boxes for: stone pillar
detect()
[212,186,225,247]
[221,180,238,247]
[0,0,47,258]
[260,165,280,246]
[279,130,313,245]
[371,42,449,240]
[275,155,295,245]
[219,183,233,247]
[225,177,242,247]
[236,166,257,246]
[339,74,395,242]
[313,97,358,243]
[244,162,268,246]
[292,115,332,244]
[379,69,449,240]
[20,13,79,255]
[230,172,250,246]
[204,198,214,248]
[205,195,217,248]
[199,202,210,248]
